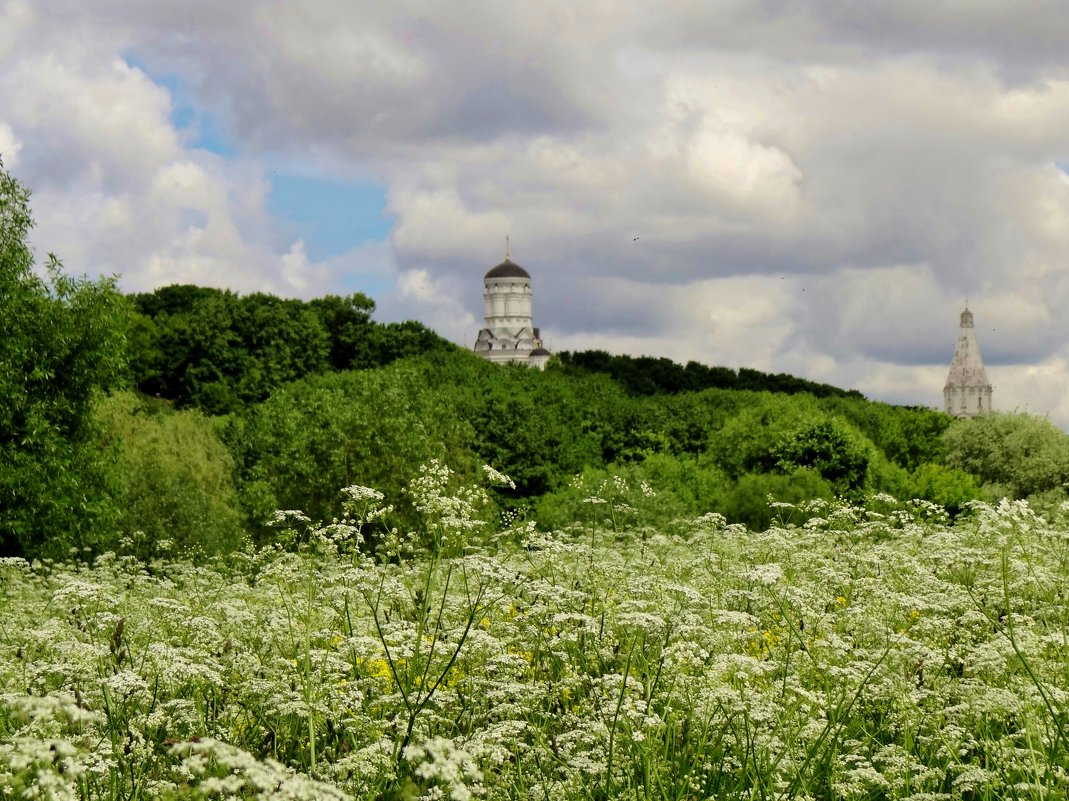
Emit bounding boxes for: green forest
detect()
[5,161,1069,563]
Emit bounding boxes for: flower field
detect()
[3,483,1069,799]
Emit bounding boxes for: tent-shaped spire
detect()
[943,307,992,417]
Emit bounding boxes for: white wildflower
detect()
[481,464,516,489]
[268,509,311,527]
[404,737,484,801]
[341,485,385,503]
[745,563,784,586]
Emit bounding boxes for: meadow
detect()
[3,464,1069,800]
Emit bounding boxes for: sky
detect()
[2,1,1069,423]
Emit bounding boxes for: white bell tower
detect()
[473,238,550,368]
[943,306,992,417]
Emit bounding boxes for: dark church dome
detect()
[484,258,530,280]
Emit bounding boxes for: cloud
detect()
[379,265,479,343]
[0,15,362,299]
[4,1,1069,425]
[0,123,20,167]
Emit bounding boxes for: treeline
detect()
[127,286,862,415]
[6,160,1069,562]
[556,350,865,399]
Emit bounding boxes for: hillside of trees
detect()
[5,160,1069,561]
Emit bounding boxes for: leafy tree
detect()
[467,379,599,497]
[231,292,330,403]
[736,367,862,398]
[706,393,828,478]
[771,419,871,495]
[823,397,951,471]
[94,392,245,558]
[647,390,753,456]
[533,453,728,532]
[308,293,376,370]
[166,291,247,414]
[683,360,740,392]
[0,160,129,557]
[130,286,240,405]
[225,364,477,541]
[368,320,457,365]
[131,283,225,318]
[130,287,331,413]
[422,353,627,497]
[943,411,1069,500]
[130,287,455,413]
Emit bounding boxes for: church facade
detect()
[943,307,992,417]
[473,246,551,369]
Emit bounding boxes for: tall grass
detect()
[2,472,1068,800]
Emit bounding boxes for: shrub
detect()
[720,469,836,530]
[905,462,984,516]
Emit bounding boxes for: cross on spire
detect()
[505,234,510,260]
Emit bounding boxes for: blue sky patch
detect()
[123,52,393,270]
[267,173,393,261]
[122,53,238,157]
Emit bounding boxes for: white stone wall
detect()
[944,383,992,417]
[483,277,533,328]
[474,325,539,363]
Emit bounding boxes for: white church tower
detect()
[473,239,551,368]
[944,306,992,417]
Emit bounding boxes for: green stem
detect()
[305,554,316,771]
[605,634,640,797]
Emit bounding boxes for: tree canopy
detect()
[0,160,130,557]
[557,349,865,399]
[129,286,456,413]
[943,411,1069,501]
